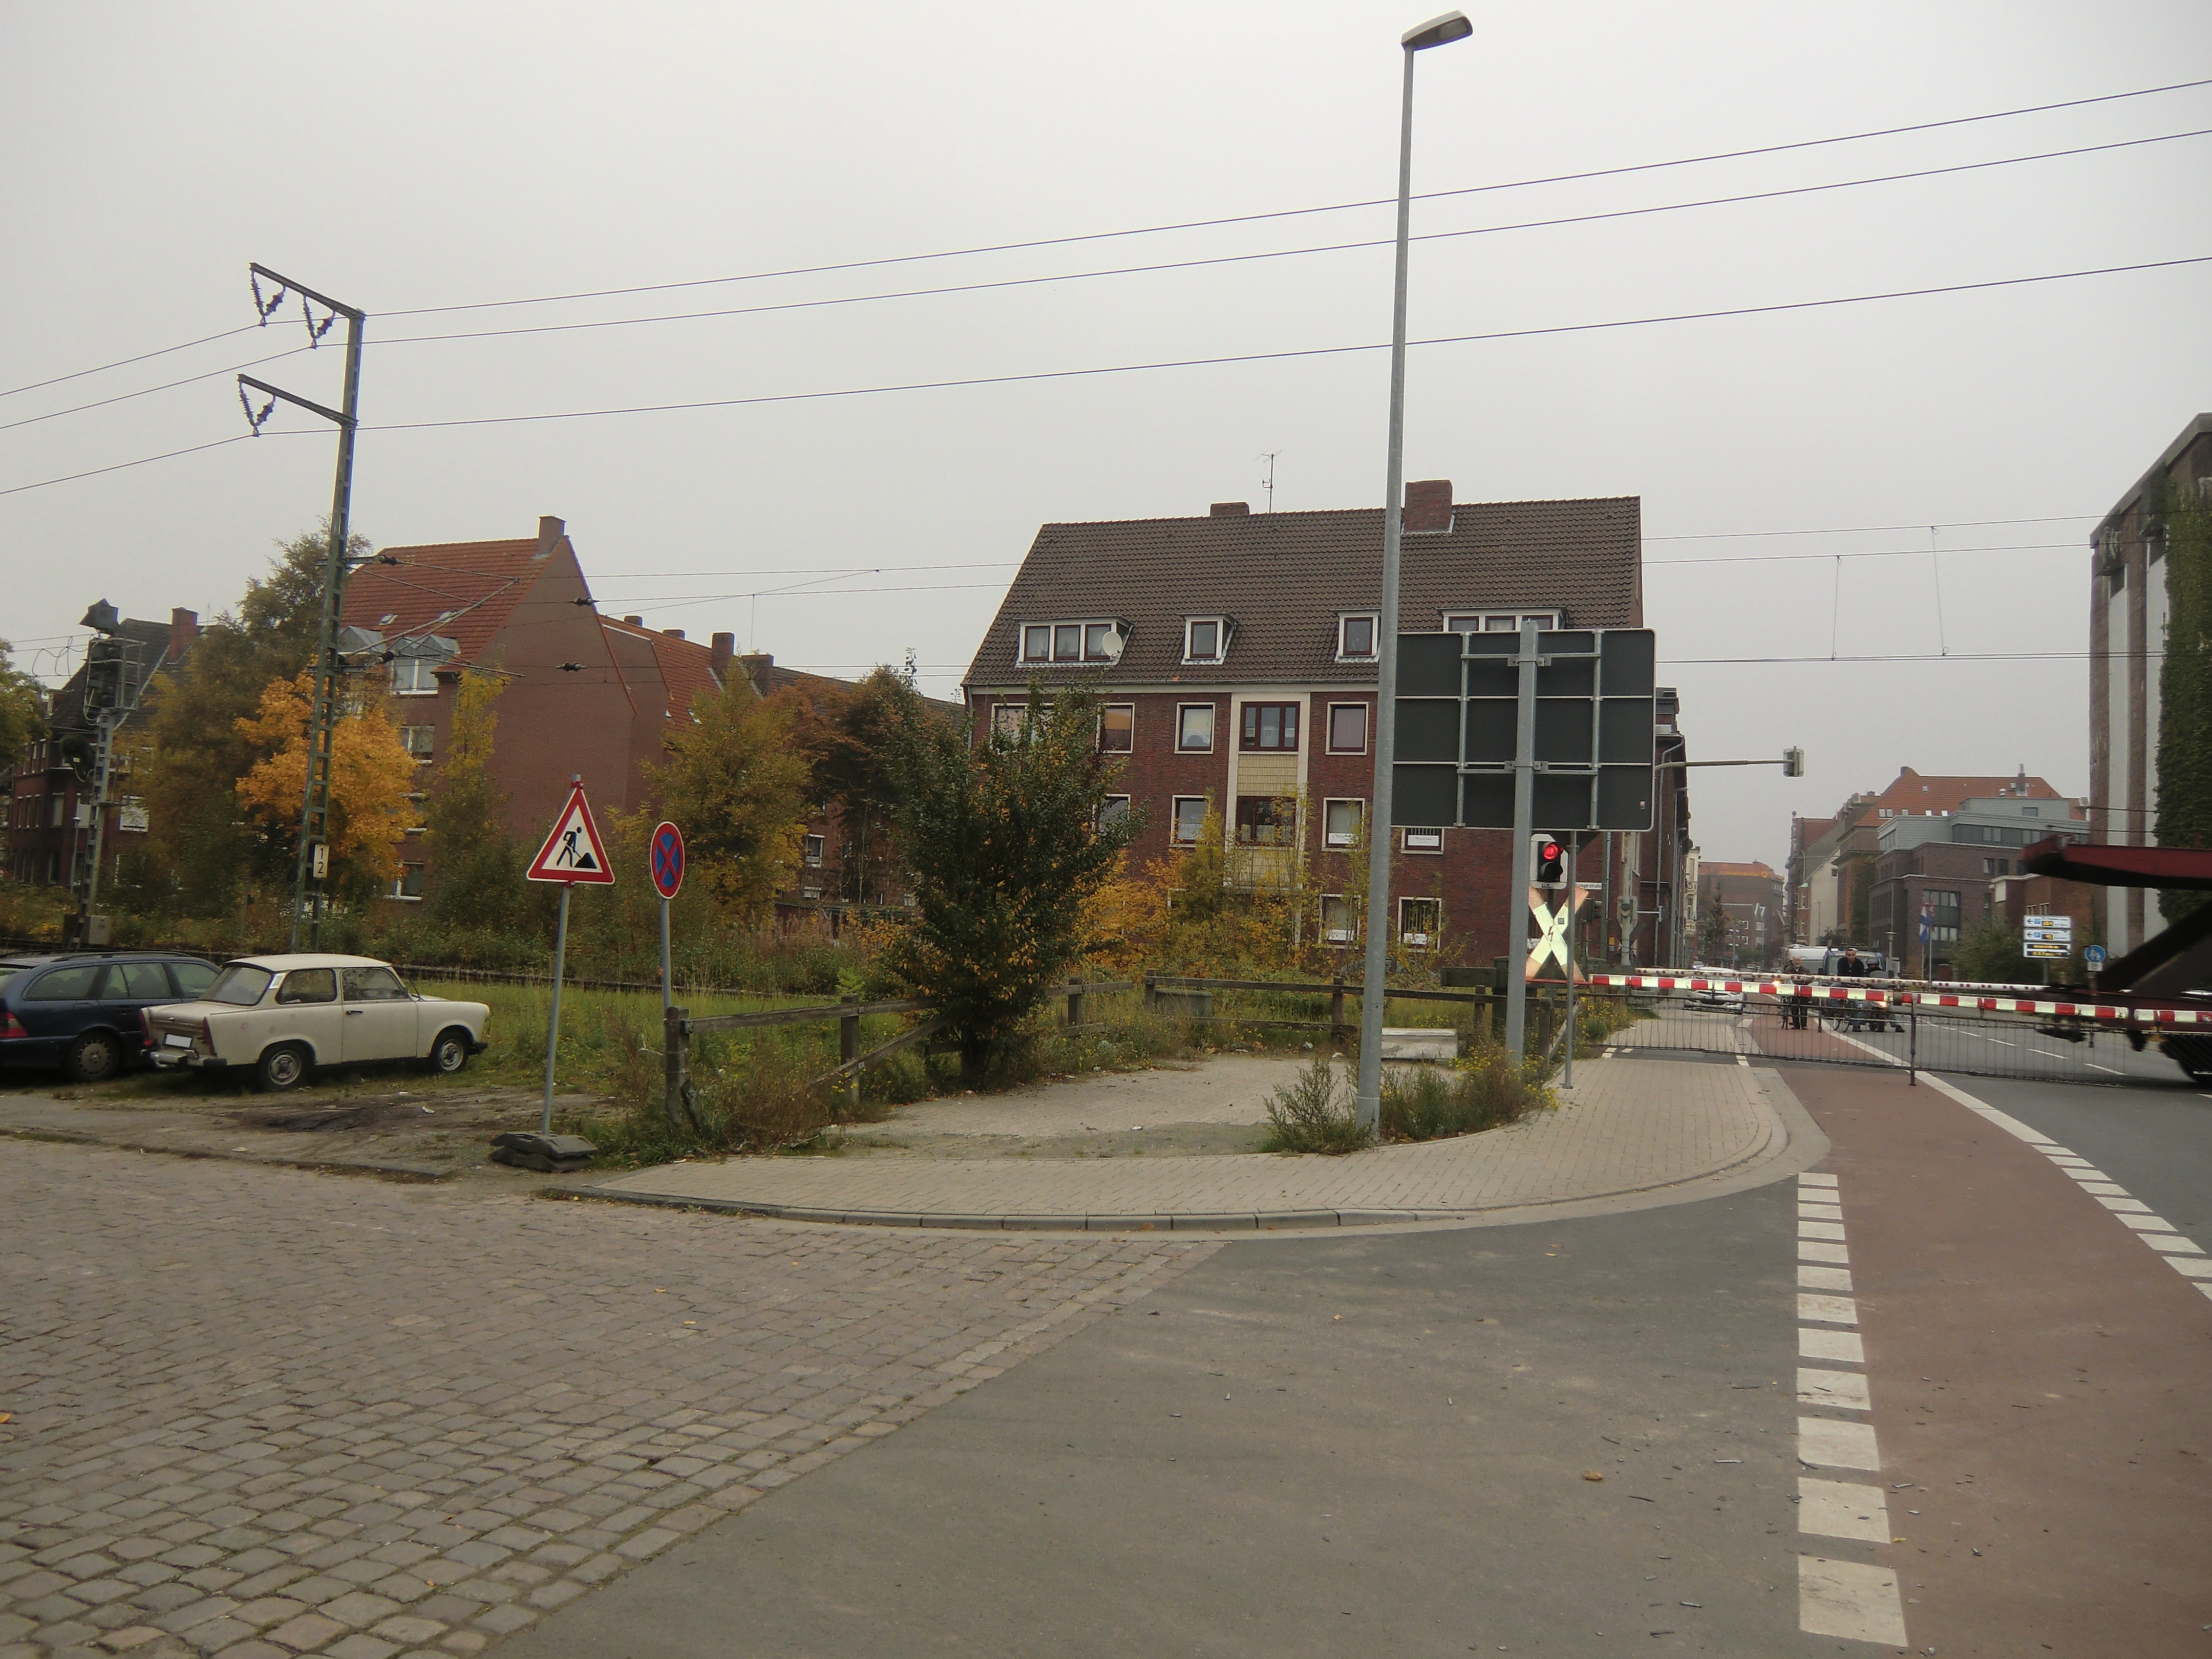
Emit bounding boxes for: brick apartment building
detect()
[962,481,1693,969]
[1865,794,2090,977]
[6,607,199,892]
[2090,411,2211,955]
[1790,767,2074,951]
[341,517,736,900]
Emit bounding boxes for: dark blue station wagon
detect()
[0,953,220,1082]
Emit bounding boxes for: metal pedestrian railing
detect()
[1581,973,2210,1088]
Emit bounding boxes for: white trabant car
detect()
[144,954,491,1092]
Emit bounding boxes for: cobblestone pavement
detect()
[595,1055,1785,1225]
[0,1143,1213,1659]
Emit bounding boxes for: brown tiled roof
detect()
[1703,860,1779,879]
[602,619,722,721]
[963,495,1642,690]
[342,539,547,663]
[1860,769,2070,820]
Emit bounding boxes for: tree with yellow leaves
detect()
[233,670,417,897]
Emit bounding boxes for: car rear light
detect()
[0,1011,25,1040]
[140,1007,154,1042]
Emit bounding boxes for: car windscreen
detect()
[205,964,274,1006]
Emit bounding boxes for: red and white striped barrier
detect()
[1583,974,2212,1027]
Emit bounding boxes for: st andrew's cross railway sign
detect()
[650,821,685,900]
[526,781,616,884]
[1392,628,1657,832]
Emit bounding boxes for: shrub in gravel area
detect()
[1260,1055,1373,1154]
[1379,1047,1552,1143]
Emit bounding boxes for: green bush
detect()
[1379,1046,1551,1143]
[1260,1055,1373,1155]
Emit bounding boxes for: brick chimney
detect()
[710,632,735,682]
[1209,501,1250,517]
[537,516,565,558]
[1403,479,1453,534]
[662,628,685,641]
[166,607,199,664]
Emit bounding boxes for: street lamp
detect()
[1355,9,1472,1133]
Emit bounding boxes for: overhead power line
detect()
[34,125,2209,439]
[344,253,2212,438]
[6,252,2203,500]
[379,77,2212,320]
[353,128,2212,354]
[9,74,2206,408]
[0,325,260,403]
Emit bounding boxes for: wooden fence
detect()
[654,971,1568,1124]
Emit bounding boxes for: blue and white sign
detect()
[2085,944,2108,970]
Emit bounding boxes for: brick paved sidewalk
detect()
[0,1146,1212,1659]
[593,1055,1788,1229]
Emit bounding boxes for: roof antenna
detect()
[1258,451,1280,514]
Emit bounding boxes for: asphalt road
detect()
[507,1177,1865,1659]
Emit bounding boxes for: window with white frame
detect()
[1401,826,1443,854]
[1319,895,1359,943]
[1176,704,1216,752]
[1326,703,1368,754]
[1323,799,1365,847]
[1183,618,1228,664]
[389,655,443,695]
[391,863,426,901]
[1097,795,1131,832]
[399,725,435,762]
[1170,796,1209,844]
[992,702,1050,743]
[1337,614,1377,660]
[1018,619,1124,665]
[1441,610,1561,634]
[802,834,825,866]
[1399,896,1440,947]
[1097,704,1134,753]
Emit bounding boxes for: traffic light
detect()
[1782,745,1805,778]
[1533,834,1566,888]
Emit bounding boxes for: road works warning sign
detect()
[527,781,616,884]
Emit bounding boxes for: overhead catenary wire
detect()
[8,74,2206,403]
[349,127,2212,354]
[374,76,2212,321]
[25,124,2210,441]
[300,253,2209,441]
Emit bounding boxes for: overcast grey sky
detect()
[4,1,2208,867]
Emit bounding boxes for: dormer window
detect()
[1184,617,1229,664]
[1018,619,1125,664]
[1337,614,1377,661]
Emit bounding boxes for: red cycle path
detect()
[1789,1066,2212,1655]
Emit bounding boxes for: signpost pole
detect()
[1563,838,1577,1090]
[659,897,672,1016]
[541,881,570,1136]
[1504,619,1540,1067]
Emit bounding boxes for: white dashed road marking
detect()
[1918,1072,2212,1303]
[1791,1171,1908,1646]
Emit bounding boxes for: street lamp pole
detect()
[1355,9,1472,1133]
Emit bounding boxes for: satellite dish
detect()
[1099,625,1125,660]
